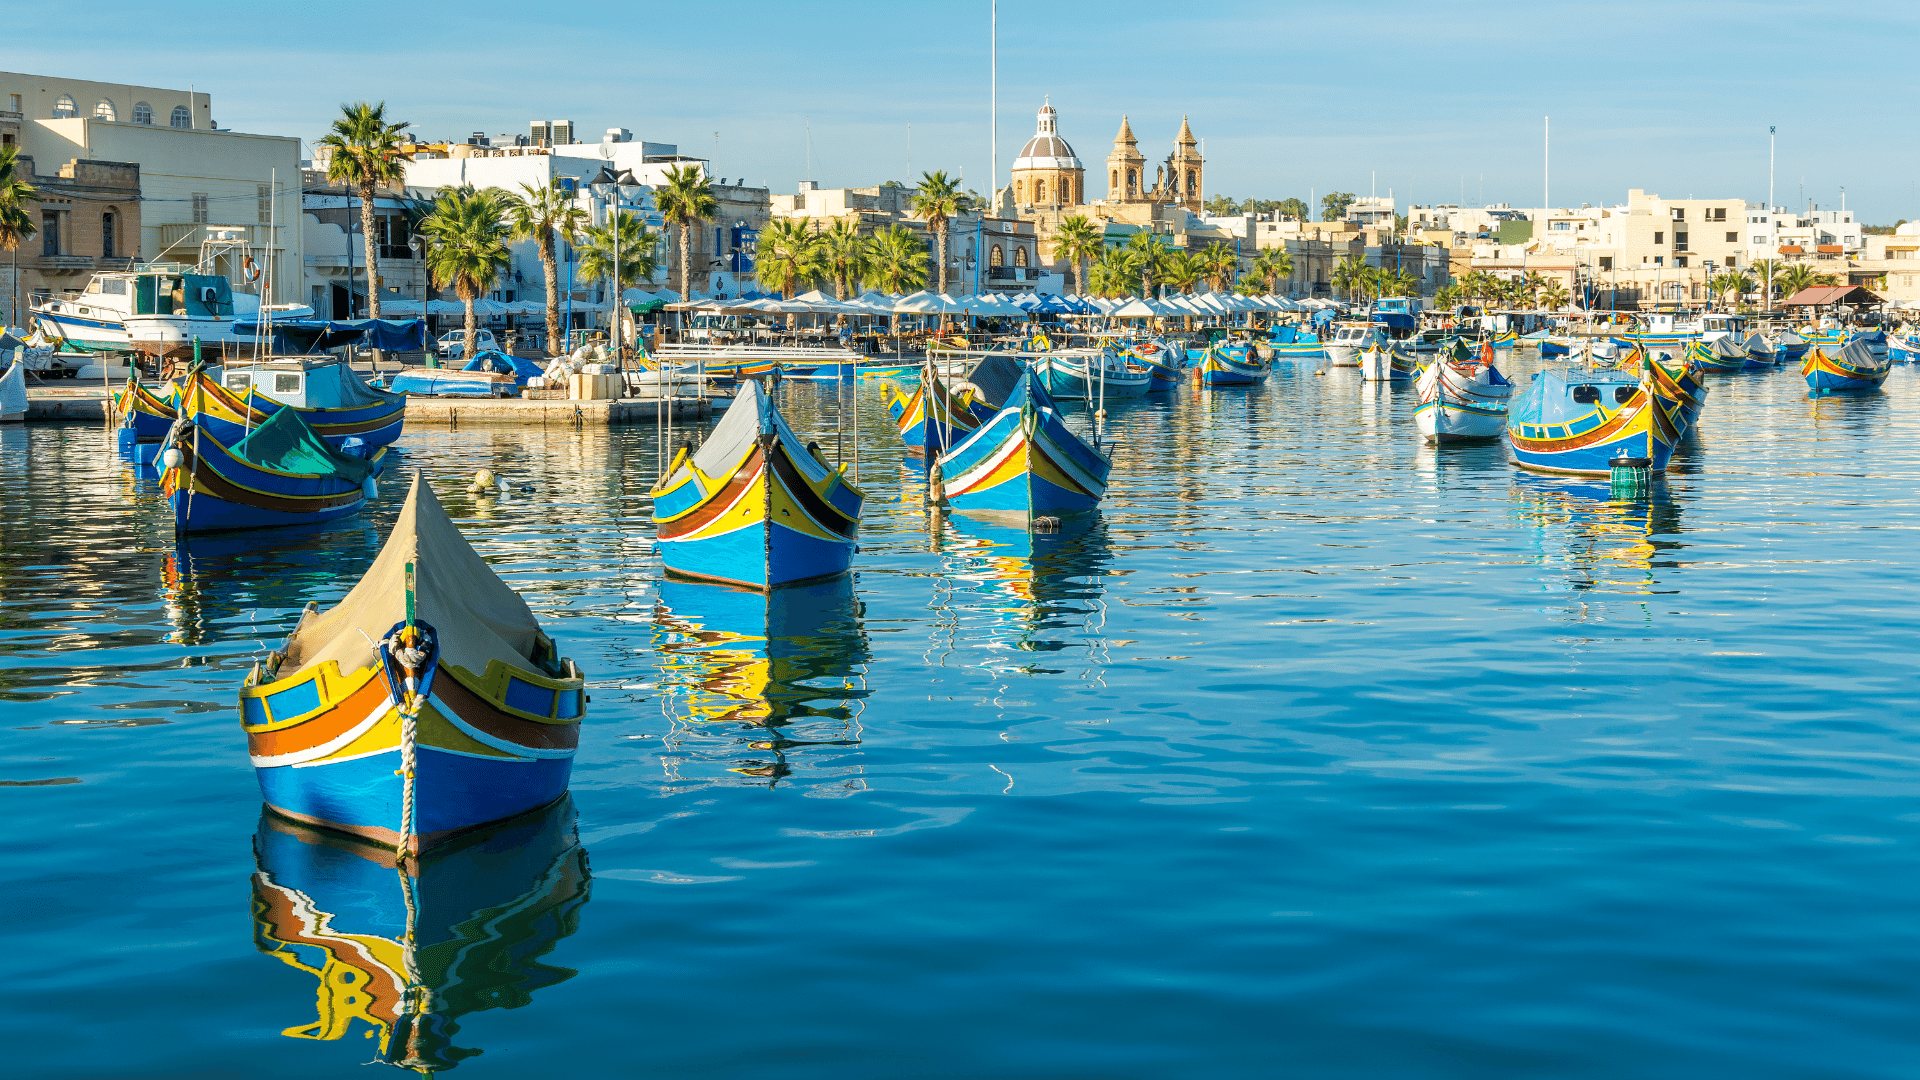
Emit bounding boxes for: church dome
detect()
[1012,102,1083,172]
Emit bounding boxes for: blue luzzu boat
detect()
[250,797,589,1070]
[936,363,1112,518]
[1889,333,1920,365]
[160,403,382,533]
[112,373,179,464]
[1197,342,1270,386]
[1032,349,1152,400]
[241,473,586,853]
[651,379,865,589]
[1128,338,1186,392]
[1802,340,1891,393]
[888,370,985,456]
[186,359,407,451]
[1686,336,1751,373]
[1771,331,1810,362]
[1506,354,1707,476]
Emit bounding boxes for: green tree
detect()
[864,224,928,294]
[655,164,719,309]
[420,187,512,363]
[1320,191,1356,222]
[1777,262,1822,298]
[503,182,587,355]
[1249,248,1293,294]
[1051,215,1104,297]
[910,170,969,294]
[1203,194,1240,216]
[1124,231,1169,297]
[1087,248,1138,298]
[754,218,824,317]
[318,102,411,327]
[1161,250,1204,294]
[0,145,38,327]
[1276,197,1310,222]
[576,212,661,291]
[815,218,869,300]
[1748,258,1783,305]
[1539,281,1570,311]
[1199,242,1239,292]
[1331,255,1370,301]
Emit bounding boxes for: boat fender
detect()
[160,447,183,470]
[362,476,378,500]
[469,468,496,492]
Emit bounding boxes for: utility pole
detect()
[990,0,997,206]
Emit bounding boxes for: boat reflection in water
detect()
[651,576,870,785]
[1509,474,1684,600]
[250,795,591,1073]
[932,510,1113,673]
[162,519,381,646]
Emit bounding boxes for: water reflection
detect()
[652,576,870,786]
[931,511,1113,674]
[163,520,380,646]
[1510,475,1684,599]
[251,796,590,1073]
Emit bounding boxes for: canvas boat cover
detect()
[683,379,828,485]
[1775,331,1807,346]
[965,354,1024,412]
[1744,332,1774,353]
[1839,338,1885,371]
[1710,336,1747,360]
[225,403,375,483]
[463,349,546,380]
[282,473,548,679]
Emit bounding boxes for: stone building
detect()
[1,155,142,325]
[1008,101,1083,210]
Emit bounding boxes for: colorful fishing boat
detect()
[240,473,585,852]
[1771,330,1810,362]
[651,379,865,589]
[1360,343,1421,382]
[936,363,1111,518]
[1889,333,1920,364]
[112,373,178,462]
[888,370,985,456]
[250,797,589,1071]
[160,403,382,533]
[1538,337,1574,358]
[1488,331,1520,350]
[1506,352,1707,476]
[1742,332,1780,368]
[1032,349,1151,400]
[1684,336,1750,374]
[1197,343,1270,387]
[185,359,406,450]
[1414,341,1512,441]
[1127,338,1186,392]
[1802,340,1891,393]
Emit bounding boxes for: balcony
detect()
[36,255,95,275]
[987,267,1043,281]
[157,222,278,256]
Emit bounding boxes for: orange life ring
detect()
[242,256,261,283]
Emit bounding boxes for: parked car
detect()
[435,328,498,359]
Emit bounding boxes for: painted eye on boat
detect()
[1571,386,1600,404]
[1614,387,1635,404]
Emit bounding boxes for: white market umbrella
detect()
[1111,297,1157,318]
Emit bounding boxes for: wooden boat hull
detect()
[889,377,980,456]
[161,428,379,533]
[1266,342,1329,364]
[1539,339,1572,358]
[1415,359,1512,441]
[1360,347,1418,382]
[184,369,406,450]
[939,372,1111,517]
[1033,354,1151,400]
[1889,335,1920,365]
[1506,361,1705,476]
[1198,348,1269,387]
[1802,348,1890,392]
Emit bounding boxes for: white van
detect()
[436,328,498,359]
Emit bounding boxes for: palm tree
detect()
[1052,215,1104,296]
[1249,248,1293,295]
[754,218,823,325]
[1749,258,1783,307]
[816,219,869,300]
[576,212,662,301]
[1087,249,1137,298]
[1708,271,1753,309]
[503,182,587,356]
[1161,250,1204,294]
[0,145,38,328]
[1778,263,1822,299]
[419,187,512,364]
[1519,271,1547,307]
[1199,242,1238,293]
[864,224,928,294]
[1331,255,1370,302]
[1539,281,1571,311]
[318,102,410,328]
[654,163,719,309]
[910,170,969,294]
[1124,231,1168,297]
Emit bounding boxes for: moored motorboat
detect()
[159,404,382,533]
[651,379,865,589]
[240,473,586,852]
[388,350,545,397]
[1802,340,1891,393]
[1321,322,1374,367]
[936,364,1111,519]
[1506,353,1707,476]
[1415,342,1512,441]
[1889,332,1920,365]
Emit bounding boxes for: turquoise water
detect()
[4,361,1918,1078]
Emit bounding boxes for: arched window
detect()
[133,102,153,124]
[1035,178,1047,202]
[1127,169,1138,196]
[170,105,192,128]
[52,95,76,119]
[102,210,116,259]
[990,245,1005,266]
[1014,246,1029,267]
[94,99,117,121]
[1110,169,1118,194]
[1186,170,1197,196]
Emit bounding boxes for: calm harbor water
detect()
[3,358,1918,1078]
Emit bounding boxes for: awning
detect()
[1371,312,1417,329]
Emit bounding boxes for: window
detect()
[1653,231,1664,244]
[1015,246,1029,267]
[1614,387,1635,404]
[6,94,18,113]
[1725,231,1738,243]
[257,183,272,224]
[1727,255,1737,267]
[1186,169,1197,196]
[1672,208,1685,220]
[1654,256,1664,266]
[1599,256,1613,271]
[1752,234,1765,244]
[1571,385,1600,404]
[1035,178,1046,202]
[133,101,152,124]
[1675,232,1688,251]
[990,245,1004,266]
[274,373,302,395]
[170,105,191,128]
[1127,169,1137,197]
[101,212,114,259]
[93,99,116,121]
[52,94,76,119]
[1707,208,1726,221]
[1110,169,1117,193]
[41,211,59,256]
[191,193,208,224]
[1675,256,1688,267]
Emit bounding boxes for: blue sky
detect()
[24,0,1920,221]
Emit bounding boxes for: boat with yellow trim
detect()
[240,473,584,852]
[936,358,1111,518]
[181,358,406,451]
[651,379,866,589]
[160,399,382,533]
[1506,350,1707,476]
[1802,340,1891,393]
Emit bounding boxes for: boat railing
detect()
[656,343,862,362]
